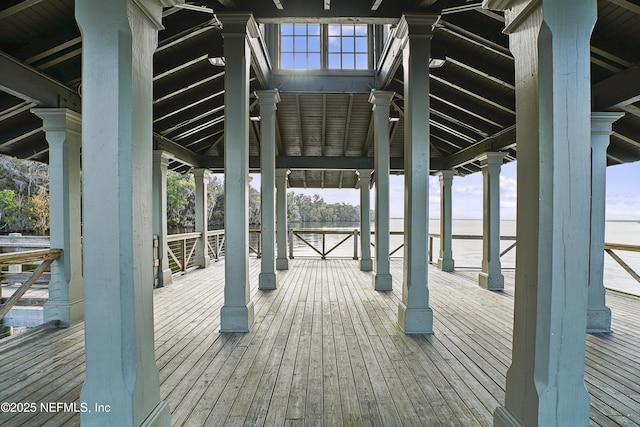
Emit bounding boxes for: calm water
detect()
[289,219,640,296]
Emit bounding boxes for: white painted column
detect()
[398,15,438,334]
[32,108,83,327]
[219,13,254,332]
[369,91,394,291]
[436,170,455,272]
[477,152,506,290]
[484,1,597,426]
[152,151,172,288]
[193,168,211,269]
[257,90,281,290]
[75,0,173,425]
[359,169,373,271]
[276,168,289,270]
[587,112,624,333]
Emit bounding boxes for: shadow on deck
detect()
[0,259,639,426]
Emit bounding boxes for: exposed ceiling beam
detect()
[321,94,327,155]
[605,0,640,15]
[275,114,284,155]
[342,94,354,156]
[217,0,240,7]
[0,101,36,122]
[438,25,512,61]
[202,155,409,170]
[371,0,384,11]
[0,52,81,112]
[592,66,640,111]
[295,94,304,155]
[377,24,404,89]
[444,57,514,90]
[590,44,633,69]
[271,71,376,93]
[622,103,640,118]
[226,0,412,22]
[0,0,45,20]
[440,125,516,169]
[430,73,515,115]
[430,81,512,128]
[22,35,82,66]
[361,113,374,156]
[154,134,202,167]
[158,18,219,52]
[613,121,640,150]
[0,115,44,149]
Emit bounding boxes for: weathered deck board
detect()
[0,258,639,426]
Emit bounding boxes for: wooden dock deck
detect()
[0,259,639,426]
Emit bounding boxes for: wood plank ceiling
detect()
[0,0,639,188]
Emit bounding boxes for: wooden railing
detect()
[426,233,517,264]
[167,232,202,274]
[206,230,226,262]
[0,249,61,321]
[289,228,360,260]
[166,229,261,274]
[604,242,640,285]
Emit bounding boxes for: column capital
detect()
[276,168,290,178]
[152,150,171,165]
[256,89,281,106]
[396,13,440,40]
[486,0,596,35]
[218,12,260,37]
[192,168,210,182]
[591,112,624,135]
[357,169,373,188]
[436,170,456,181]
[31,108,81,135]
[368,90,395,107]
[476,152,506,167]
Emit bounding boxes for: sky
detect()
[249,160,640,221]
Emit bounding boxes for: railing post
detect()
[353,230,359,260]
[289,229,294,259]
[322,233,326,259]
[428,235,433,264]
[181,238,187,272]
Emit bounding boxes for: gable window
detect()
[279,23,370,70]
[280,24,321,69]
[327,24,368,70]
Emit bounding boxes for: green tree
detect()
[29,188,50,235]
[166,171,195,229]
[0,189,19,231]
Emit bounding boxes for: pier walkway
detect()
[0,259,638,426]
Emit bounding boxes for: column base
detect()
[259,272,277,290]
[478,272,504,291]
[276,257,289,270]
[437,257,455,272]
[43,298,84,327]
[373,273,392,291]
[360,258,373,272]
[494,406,523,427]
[397,303,433,334]
[587,306,612,333]
[158,268,173,288]
[140,400,171,427]
[220,302,255,333]
[198,255,211,269]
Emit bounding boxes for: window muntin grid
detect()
[279,24,369,70]
[280,24,322,70]
[327,24,368,70]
